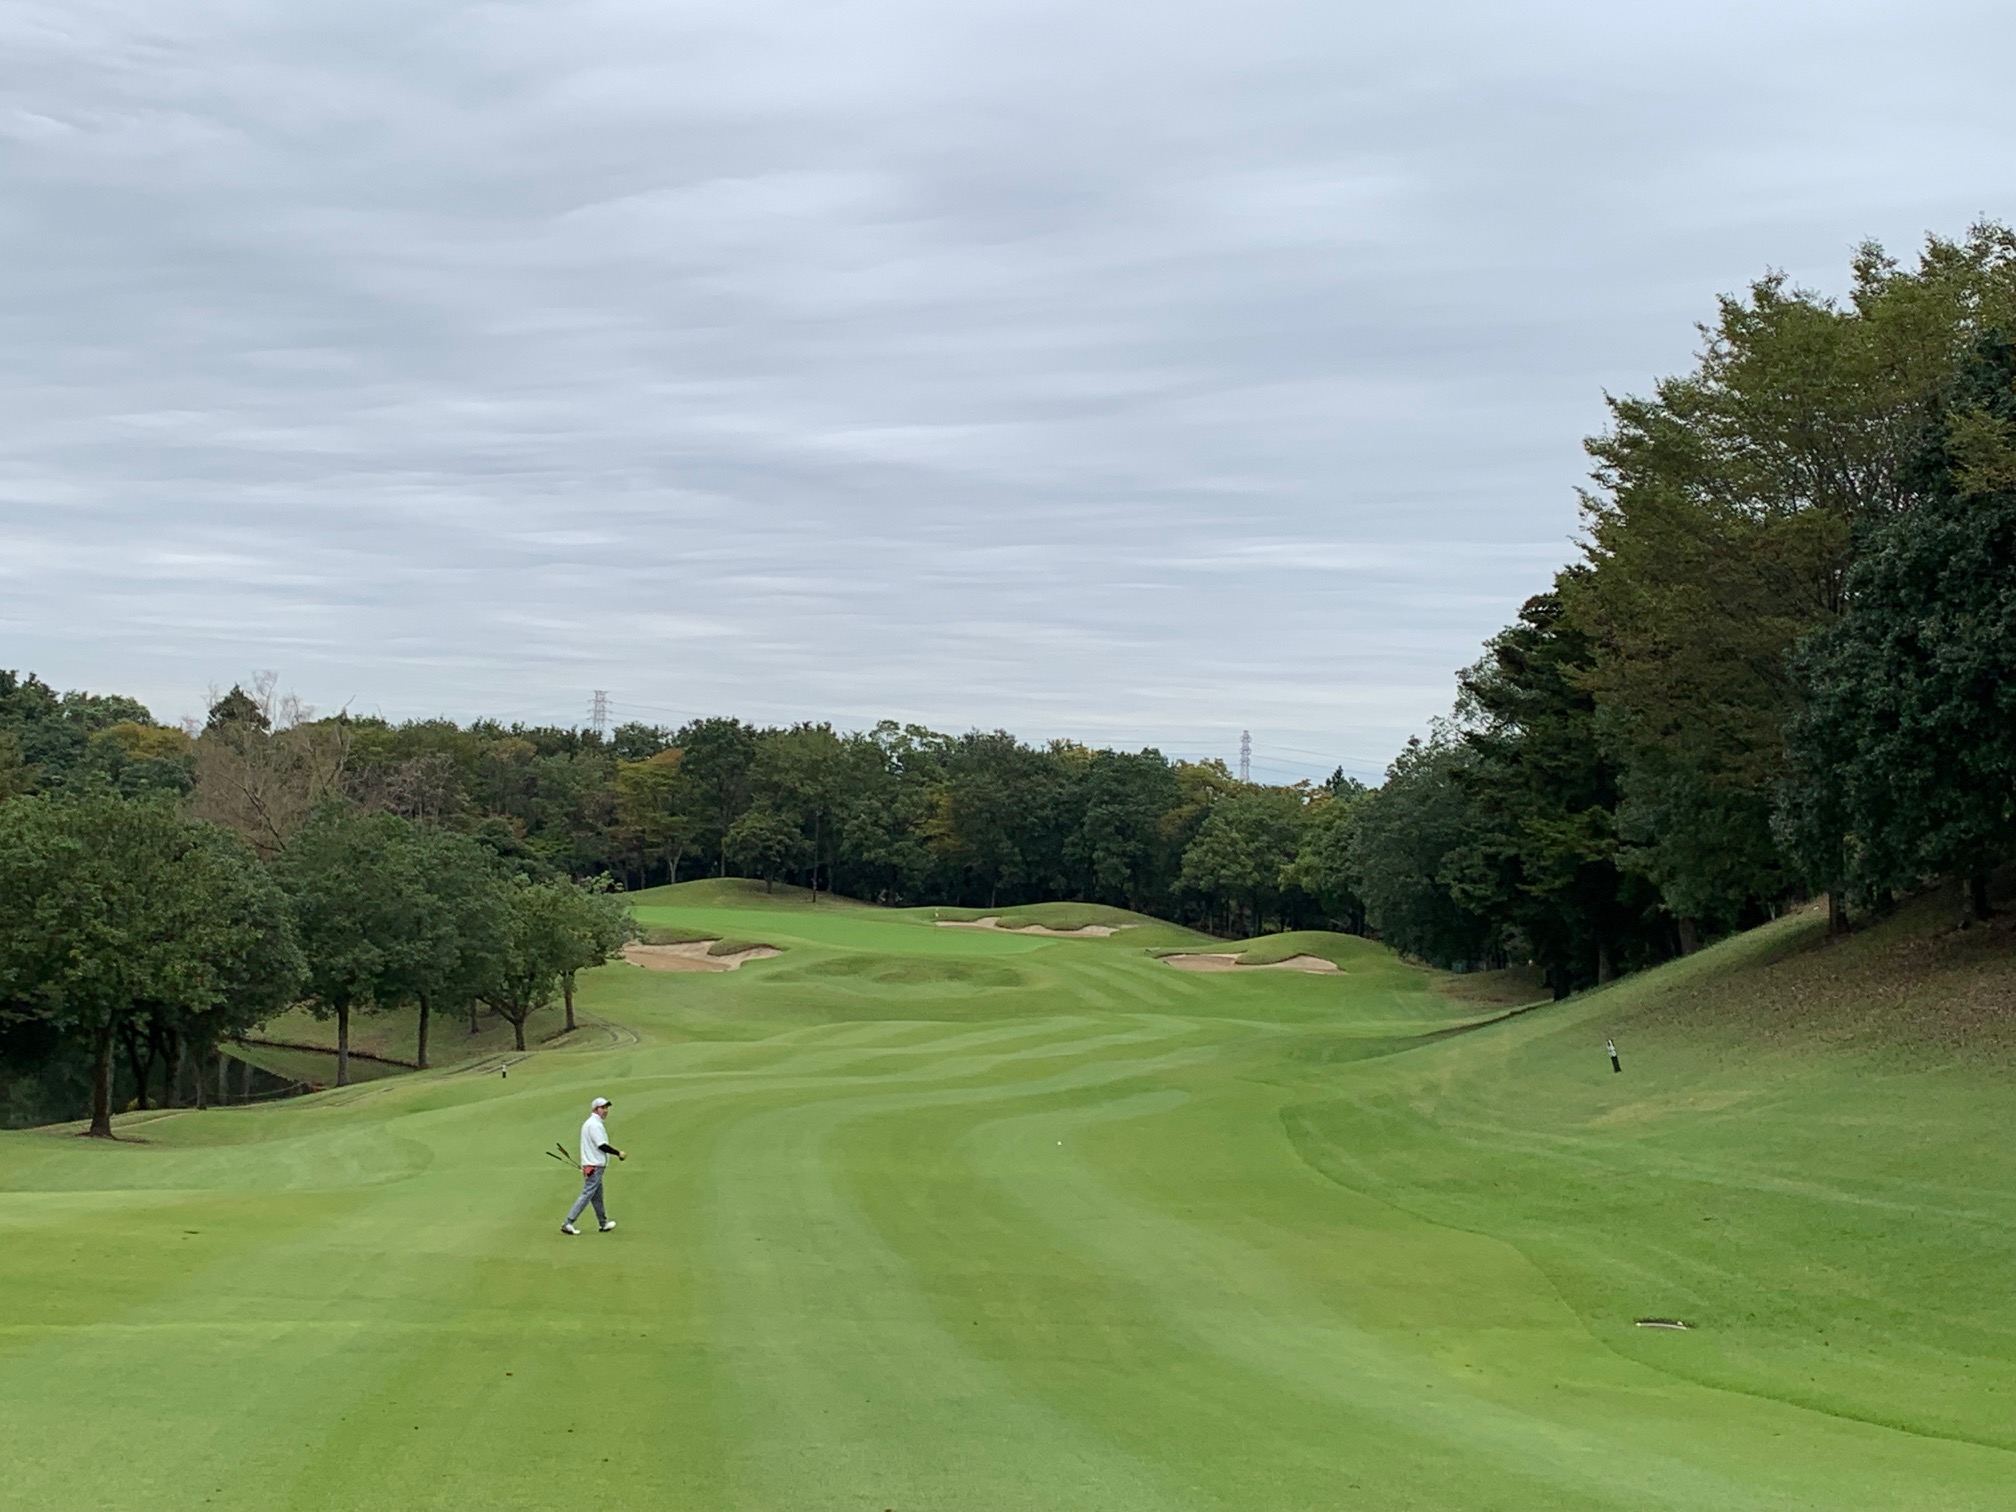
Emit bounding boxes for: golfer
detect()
[560,1096,625,1235]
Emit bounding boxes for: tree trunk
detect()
[1596,940,1616,984]
[335,999,351,1088]
[416,996,431,1070]
[122,1024,151,1112]
[512,1015,527,1052]
[1968,870,1994,924]
[469,1002,480,1035]
[1827,889,1849,937]
[563,976,576,1034]
[153,1024,172,1103]
[168,1032,187,1109]
[240,1053,253,1102]
[1676,918,1700,956]
[88,1022,116,1138]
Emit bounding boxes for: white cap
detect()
[591,1096,611,1110]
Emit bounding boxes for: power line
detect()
[605,697,710,722]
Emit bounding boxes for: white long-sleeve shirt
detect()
[580,1113,614,1167]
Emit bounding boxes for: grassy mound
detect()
[783,952,1027,991]
[637,922,718,945]
[623,878,875,911]
[1144,929,1397,969]
[932,901,1167,932]
[1225,929,1385,968]
[1433,962,1549,1006]
[229,1042,409,1088]
[1285,886,2016,1459]
[1576,889,2016,1059]
[242,1000,552,1067]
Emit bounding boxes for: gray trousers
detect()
[566,1165,608,1225]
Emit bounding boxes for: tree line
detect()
[4,670,1374,927]
[1346,223,2016,993]
[0,745,632,1131]
[0,673,1370,1128]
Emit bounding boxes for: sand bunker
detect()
[622,941,780,973]
[935,915,1119,938]
[1161,952,1341,974]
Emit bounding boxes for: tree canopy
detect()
[0,795,300,1134]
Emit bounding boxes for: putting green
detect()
[3,886,2013,1509]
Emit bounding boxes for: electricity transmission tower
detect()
[590,689,609,737]
[1239,729,1251,783]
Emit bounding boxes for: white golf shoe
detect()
[599,1221,617,1232]
[560,1223,580,1235]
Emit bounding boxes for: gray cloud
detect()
[1,0,2011,780]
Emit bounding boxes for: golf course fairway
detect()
[4,881,2014,1510]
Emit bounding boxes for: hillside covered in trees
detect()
[1354,224,2016,990]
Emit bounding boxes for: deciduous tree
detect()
[1781,332,2016,923]
[726,806,811,892]
[481,880,578,1051]
[273,810,434,1085]
[548,879,635,1032]
[0,795,300,1135]
[192,675,351,859]
[388,828,511,1067]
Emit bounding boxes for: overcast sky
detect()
[2,0,2010,781]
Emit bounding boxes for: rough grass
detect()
[783,952,1028,990]
[704,938,774,957]
[246,1000,558,1067]
[228,1042,408,1087]
[1282,885,2016,1459]
[1142,929,1393,968]
[5,891,2016,1509]
[637,923,717,945]
[930,901,1179,933]
[1434,962,1549,1006]
[1221,928,1384,967]
[624,877,877,911]
[1601,889,2016,1062]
